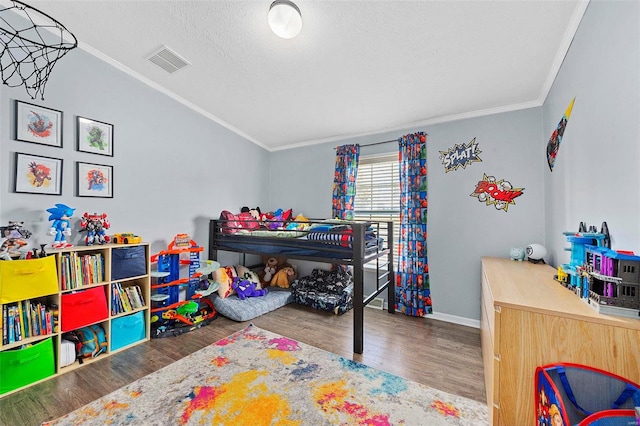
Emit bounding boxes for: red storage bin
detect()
[61,286,108,332]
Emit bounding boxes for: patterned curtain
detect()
[332,144,360,220]
[397,132,431,316]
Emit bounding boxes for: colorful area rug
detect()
[44,325,488,425]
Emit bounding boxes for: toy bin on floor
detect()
[111,311,146,351]
[535,362,640,426]
[112,246,147,280]
[0,255,58,304]
[0,337,55,395]
[60,286,108,332]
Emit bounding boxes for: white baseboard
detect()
[378,301,480,329]
[427,311,480,329]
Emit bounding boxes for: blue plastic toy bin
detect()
[111,311,146,351]
[111,246,146,280]
[535,362,640,426]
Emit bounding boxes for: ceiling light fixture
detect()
[268,0,302,39]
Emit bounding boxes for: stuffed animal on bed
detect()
[270,266,296,288]
[232,277,268,300]
[262,257,278,283]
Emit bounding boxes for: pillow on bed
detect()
[214,266,236,298]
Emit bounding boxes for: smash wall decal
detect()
[470,174,524,212]
[546,97,575,172]
[439,137,482,172]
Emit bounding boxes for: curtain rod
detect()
[334,139,396,150]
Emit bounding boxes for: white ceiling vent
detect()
[147,46,191,73]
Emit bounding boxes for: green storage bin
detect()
[0,337,55,394]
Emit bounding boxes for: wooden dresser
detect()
[480,257,640,425]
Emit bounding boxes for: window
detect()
[353,154,400,263]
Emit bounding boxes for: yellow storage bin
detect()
[0,256,58,304]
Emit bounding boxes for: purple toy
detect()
[231,277,268,300]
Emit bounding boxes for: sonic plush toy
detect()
[47,203,75,248]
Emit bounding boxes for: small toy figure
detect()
[79,212,110,245]
[46,203,75,248]
[0,221,32,259]
[510,247,525,261]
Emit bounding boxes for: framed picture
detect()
[76,162,113,198]
[14,152,63,195]
[15,100,63,147]
[77,116,113,156]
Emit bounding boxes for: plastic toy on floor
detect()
[149,234,219,338]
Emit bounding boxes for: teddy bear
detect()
[231,277,268,300]
[270,266,297,288]
[262,257,278,284]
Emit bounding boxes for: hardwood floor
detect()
[0,305,486,426]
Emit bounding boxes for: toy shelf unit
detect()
[558,228,640,318]
[0,243,151,397]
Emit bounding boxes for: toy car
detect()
[112,233,142,244]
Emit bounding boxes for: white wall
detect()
[272,0,640,324]
[544,0,640,266]
[1,47,270,265]
[270,107,545,323]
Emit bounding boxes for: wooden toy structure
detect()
[558,224,640,318]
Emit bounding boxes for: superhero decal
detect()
[439,137,482,173]
[546,98,575,172]
[470,174,524,212]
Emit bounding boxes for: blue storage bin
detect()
[111,311,146,351]
[111,246,147,280]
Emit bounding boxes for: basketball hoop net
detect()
[0,1,77,100]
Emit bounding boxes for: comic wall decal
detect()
[470,174,524,212]
[546,97,575,172]
[439,137,482,173]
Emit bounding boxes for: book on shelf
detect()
[1,305,4,345]
[111,283,145,314]
[0,300,58,343]
[7,307,15,344]
[60,252,104,289]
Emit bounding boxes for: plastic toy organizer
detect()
[536,363,640,426]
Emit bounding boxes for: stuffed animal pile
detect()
[259,256,297,288]
[213,264,265,299]
[218,207,309,233]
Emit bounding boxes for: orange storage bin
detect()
[60,286,108,331]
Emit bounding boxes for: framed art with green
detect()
[77,116,113,156]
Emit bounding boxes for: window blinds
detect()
[354,154,400,261]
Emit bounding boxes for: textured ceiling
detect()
[25,0,588,151]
